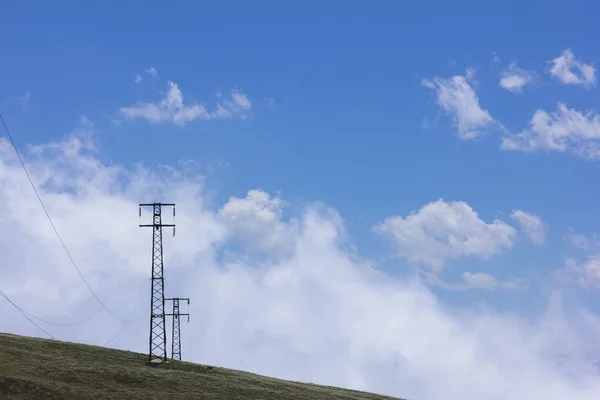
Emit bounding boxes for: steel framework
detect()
[139,203,175,364]
[166,297,190,361]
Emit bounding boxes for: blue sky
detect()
[2,2,600,398]
[1,0,599,297]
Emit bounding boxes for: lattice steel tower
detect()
[139,203,175,364]
[166,297,190,361]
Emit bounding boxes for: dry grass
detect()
[0,332,403,400]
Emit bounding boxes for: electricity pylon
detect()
[139,203,175,364]
[166,297,190,361]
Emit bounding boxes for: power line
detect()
[13,233,140,327]
[104,310,149,347]
[104,278,150,347]
[0,289,55,339]
[0,243,147,341]
[0,112,137,323]
[105,235,179,347]
[19,304,103,327]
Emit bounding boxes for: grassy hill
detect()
[0,332,403,400]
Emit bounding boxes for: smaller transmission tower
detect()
[166,297,190,361]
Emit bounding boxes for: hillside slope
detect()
[0,333,403,400]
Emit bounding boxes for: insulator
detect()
[173,227,176,237]
[173,207,176,217]
[139,207,141,217]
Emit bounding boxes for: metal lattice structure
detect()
[139,203,175,364]
[166,297,190,361]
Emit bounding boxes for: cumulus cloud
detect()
[120,79,252,126]
[217,190,298,258]
[549,49,597,88]
[501,103,600,160]
[374,199,517,272]
[426,271,520,291]
[565,228,599,250]
[499,62,535,93]
[212,90,252,120]
[2,125,600,400]
[561,256,600,290]
[120,81,210,126]
[559,229,600,291]
[511,210,546,246]
[145,67,159,80]
[422,69,499,139]
[461,271,518,290]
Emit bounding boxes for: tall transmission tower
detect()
[166,297,190,361]
[139,203,175,364]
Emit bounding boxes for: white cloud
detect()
[212,90,252,120]
[374,199,517,272]
[426,271,520,291]
[145,67,159,79]
[549,49,596,88]
[511,210,545,246]
[231,91,251,110]
[559,228,600,290]
[19,91,31,112]
[565,228,599,250]
[465,67,476,80]
[2,126,600,399]
[217,190,298,258]
[461,271,518,290]
[562,255,600,290]
[120,81,209,126]
[265,97,276,110]
[134,74,144,84]
[499,62,535,93]
[120,81,252,126]
[492,52,501,64]
[422,70,497,139]
[501,103,600,160]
